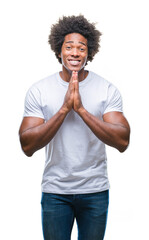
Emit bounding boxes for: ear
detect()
[58,53,61,58]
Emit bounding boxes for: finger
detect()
[69,71,78,92]
[68,72,75,90]
[69,71,77,85]
[70,72,75,82]
[72,71,78,82]
[72,72,79,90]
[73,72,79,91]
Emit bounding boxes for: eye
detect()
[66,46,71,50]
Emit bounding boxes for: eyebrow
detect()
[65,41,87,46]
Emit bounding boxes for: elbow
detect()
[19,135,34,157]
[21,145,34,157]
[117,139,130,153]
[24,148,34,157]
[117,129,130,153]
[118,146,128,153]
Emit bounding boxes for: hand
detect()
[72,71,84,113]
[61,71,84,114]
[61,72,75,113]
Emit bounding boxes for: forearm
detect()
[20,108,68,157]
[78,108,130,152]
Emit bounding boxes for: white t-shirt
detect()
[24,71,123,194]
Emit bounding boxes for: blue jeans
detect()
[41,190,109,240]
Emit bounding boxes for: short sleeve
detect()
[23,85,45,119]
[103,84,123,114]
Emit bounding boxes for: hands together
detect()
[62,71,84,114]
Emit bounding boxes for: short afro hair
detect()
[48,15,102,64]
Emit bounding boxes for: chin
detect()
[71,68,80,72]
[65,67,79,73]
[69,66,83,72]
[63,63,84,73]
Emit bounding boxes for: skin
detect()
[19,33,130,157]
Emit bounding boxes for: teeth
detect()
[69,60,80,66]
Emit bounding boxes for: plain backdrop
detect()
[0,0,149,239]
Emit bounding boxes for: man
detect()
[19,15,130,240]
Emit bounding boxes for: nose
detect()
[71,48,79,57]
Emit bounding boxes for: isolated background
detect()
[0,0,149,239]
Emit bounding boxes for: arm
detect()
[78,109,130,152]
[73,72,130,152]
[19,74,75,157]
[19,109,67,157]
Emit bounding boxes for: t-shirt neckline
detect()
[56,71,92,87]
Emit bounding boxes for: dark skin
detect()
[19,33,130,157]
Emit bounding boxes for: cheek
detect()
[83,51,88,59]
[61,52,68,60]
[60,53,65,63]
[82,55,88,64]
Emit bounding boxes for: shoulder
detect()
[31,72,58,89]
[89,71,115,94]
[90,71,110,87]
[26,72,58,95]
[91,71,121,93]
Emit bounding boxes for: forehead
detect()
[64,33,87,45]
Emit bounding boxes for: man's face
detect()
[59,33,88,73]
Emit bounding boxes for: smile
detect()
[68,60,81,66]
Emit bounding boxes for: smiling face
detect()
[59,33,88,74]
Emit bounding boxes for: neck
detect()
[60,67,88,82]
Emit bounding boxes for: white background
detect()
[0,0,149,239]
